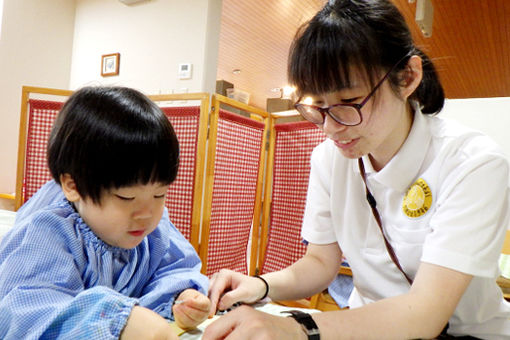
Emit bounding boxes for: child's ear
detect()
[60,174,81,202]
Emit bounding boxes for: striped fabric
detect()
[261,121,326,274]
[23,100,63,204]
[205,109,265,276]
[160,106,201,242]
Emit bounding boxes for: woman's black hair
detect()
[48,86,179,204]
[288,0,444,114]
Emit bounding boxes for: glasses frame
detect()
[295,53,412,126]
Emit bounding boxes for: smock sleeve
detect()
[137,211,208,320]
[0,213,137,340]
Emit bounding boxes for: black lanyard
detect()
[357,158,472,338]
[358,158,413,285]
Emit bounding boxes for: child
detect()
[0,86,210,339]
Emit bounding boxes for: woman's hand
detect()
[208,269,268,317]
[172,288,211,330]
[121,306,178,340]
[202,305,307,340]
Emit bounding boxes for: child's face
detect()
[74,182,169,249]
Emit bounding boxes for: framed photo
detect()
[101,53,120,77]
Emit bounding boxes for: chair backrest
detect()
[502,230,510,256]
[15,86,72,210]
[255,115,326,275]
[199,94,270,276]
[150,93,209,251]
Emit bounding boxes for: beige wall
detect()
[0,0,76,193]
[443,97,510,160]
[0,0,222,194]
[70,0,221,94]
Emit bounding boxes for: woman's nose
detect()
[322,114,348,137]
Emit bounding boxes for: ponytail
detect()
[413,48,445,114]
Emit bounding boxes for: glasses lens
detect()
[329,105,361,126]
[295,105,324,124]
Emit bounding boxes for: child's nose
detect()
[133,204,152,220]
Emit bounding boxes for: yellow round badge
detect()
[402,178,432,218]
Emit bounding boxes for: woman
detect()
[204,0,510,339]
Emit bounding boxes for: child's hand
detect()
[121,306,178,340]
[172,288,211,330]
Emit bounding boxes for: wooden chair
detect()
[15,86,73,210]
[149,93,210,252]
[199,94,270,276]
[497,230,510,300]
[0,193,15,211]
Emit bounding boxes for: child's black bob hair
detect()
[48,86,179,204]
[288,0,444,114]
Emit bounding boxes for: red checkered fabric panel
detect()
[160,106,201,241]
[205,109,265,276]
[23,100,64,203]
[261,121,326,274]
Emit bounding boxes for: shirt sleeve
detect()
[137,211,208,320]
[423,150,510,278]
[0,213,137,340]
[301,141,338,244]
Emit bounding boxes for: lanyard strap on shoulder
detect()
[357,158,413,285]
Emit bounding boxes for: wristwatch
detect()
[282,310,320,340]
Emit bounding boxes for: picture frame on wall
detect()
[101,53,120,77]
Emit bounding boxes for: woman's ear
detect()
[400,55,423,99]
[60,174,81,202]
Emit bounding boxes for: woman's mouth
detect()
[334,138,358,150]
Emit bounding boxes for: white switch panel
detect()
[178,63,192,79]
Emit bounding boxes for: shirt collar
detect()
[357,102,432,192]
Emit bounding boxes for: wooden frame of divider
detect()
[15,86,74,211]
[199,94,270,275]
[148,92,210,251]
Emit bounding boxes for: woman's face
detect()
[306,67,415,171]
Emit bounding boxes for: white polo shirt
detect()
[302,108,510,339]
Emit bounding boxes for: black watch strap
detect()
[282,310,320,340]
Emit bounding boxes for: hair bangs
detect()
[108,127,179,189]
[289,4,387,98]
[49,86,180,204]
[87,104,179,194]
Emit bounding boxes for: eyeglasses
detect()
[294,53,411,126]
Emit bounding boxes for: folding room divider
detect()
[15,86,72,210]
[253,112,327,275]
[14,87,209,253]
[199,94,270,276]
[149,93,210,251]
